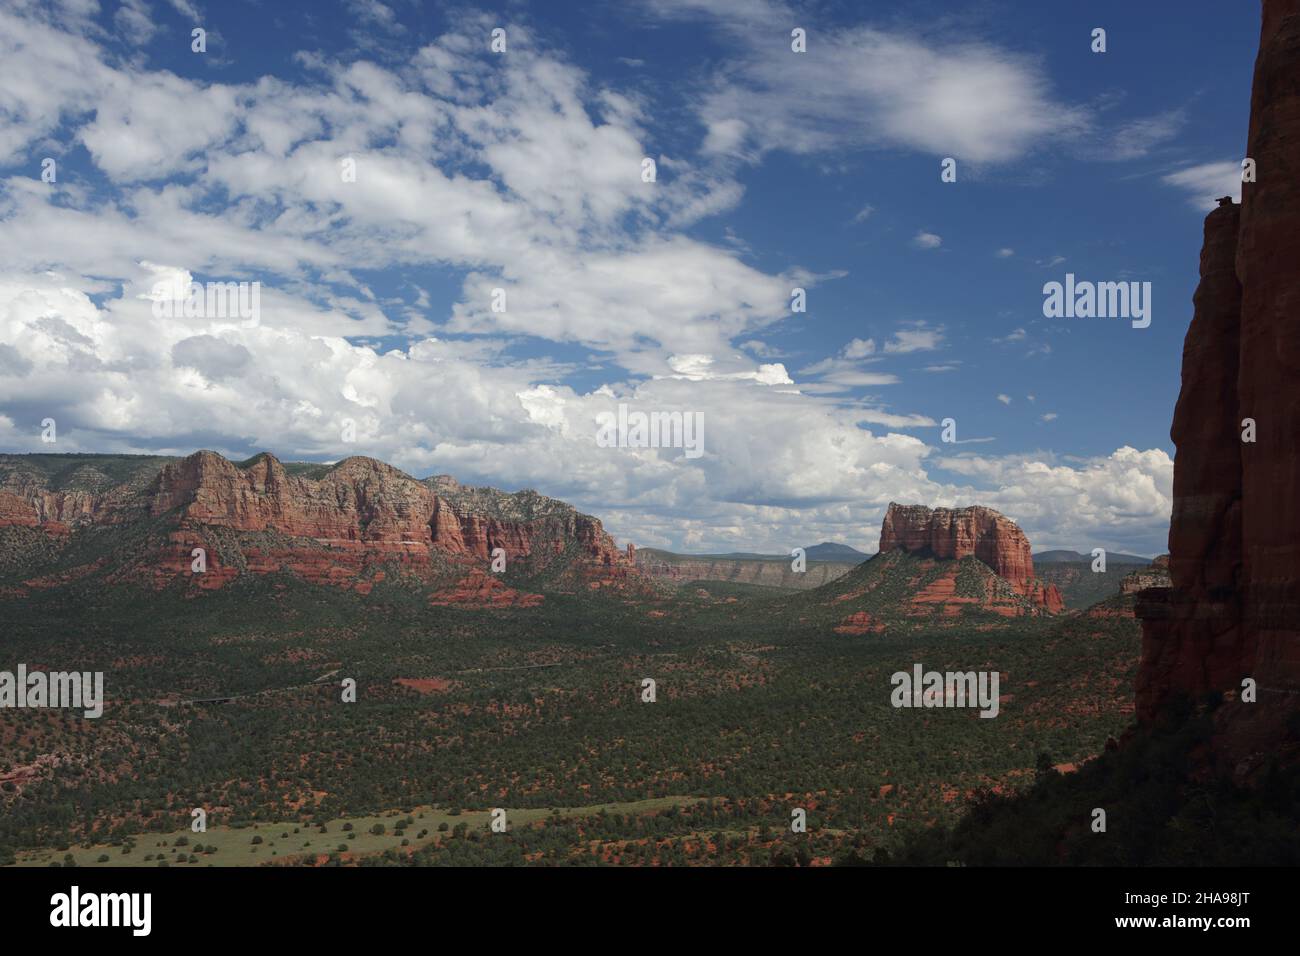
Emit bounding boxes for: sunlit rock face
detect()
[879,503,1063,612]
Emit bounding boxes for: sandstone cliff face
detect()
[153,452,441,555]
[879,503,1063,612]
[1136,0,1300,771]
[0,487,102,533]
[0,451,636,597]
[1236,0,1300,708]
[0,458,160,532]
[1168,204,1244,598]
[1136,204,1248,717]
[427,475,634,585]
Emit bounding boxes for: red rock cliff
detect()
[1136,0,1300,769]
[1,450,636,594]
[1236,0,1300,704]
[879,503,1063,611]
[152,452,441,557]
[1135,202,1247,717]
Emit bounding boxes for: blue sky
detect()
[0,0,1260,556]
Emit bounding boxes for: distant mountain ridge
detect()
[639,541,867,563]
[631,541,869,591]
[632,545,862,591]
[1034,549,1153,565]
[802,542,870,561]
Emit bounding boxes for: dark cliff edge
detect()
[876,0,1300,866]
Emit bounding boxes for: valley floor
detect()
[1,575,1142,866]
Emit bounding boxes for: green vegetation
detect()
[1038,560,1131,610]
[0,453,175,492]
[0,562,1142,866]
[12,798,701,868]
[881,696,1300,866]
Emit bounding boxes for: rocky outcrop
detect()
[1120,556,1171,597]
[879,503,1063,612]
[427,569,544,608]
[427,475,636,589]
[834,610,886,635]
[0,486,102,532]
[153,452,441,558]
[1019,578,1067,615]
[1136,0,1300,771]
[0,451,638,598]
[0,458,160,533]
[1080,557,1174,620]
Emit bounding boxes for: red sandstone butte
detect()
[1136,0,1300,769]
[879,503,1063,612]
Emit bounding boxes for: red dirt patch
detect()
[427,570,544,608]
[834,611,887,635]
[394,677,454,694]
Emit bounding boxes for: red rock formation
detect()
[427,473,629,573]
[879,503,1063,611]
[1021,579,1066,615]
[1168,202,1244,599]
[1136,0,1300,770]
[0,450,638,598]
[1236,0,1300,711]
[834,611,886,635]
[0,488,93,531]
[1120,556,1171,597]
[0,476,145,532]
[427,570,544,608]
[153,452,441,557]
[1136,202,1246,716]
